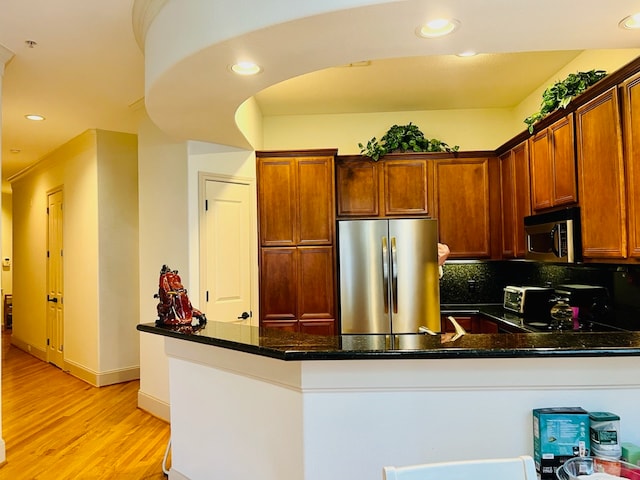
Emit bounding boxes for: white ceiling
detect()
[1,1,640,188]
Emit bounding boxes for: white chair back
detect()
[383,455,537,480]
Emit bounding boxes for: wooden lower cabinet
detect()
[441,315,499,334]
[259,246,336,334]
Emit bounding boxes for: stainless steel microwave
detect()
[524,207,582,263]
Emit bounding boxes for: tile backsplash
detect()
[440,261,640,329]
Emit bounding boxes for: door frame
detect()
[198,173,259,325]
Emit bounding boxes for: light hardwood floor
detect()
[0,331,171,479]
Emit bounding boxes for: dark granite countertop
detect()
[137,317,640,361]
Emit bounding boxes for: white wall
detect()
[97,130,140,374]
[10,129,139,386]
[2,192,12,297]
[137,97,264,419]
[137,112,190,421]
[263,108,513,153]
[0,41,15,465]
[12,132,93,359]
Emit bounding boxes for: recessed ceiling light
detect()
[457,50,477,57]
[619,13,640,29]
[416,18,460,38]
[25,114,45,121]
[230,62,262,75]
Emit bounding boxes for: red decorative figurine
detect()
[155,265,207,327]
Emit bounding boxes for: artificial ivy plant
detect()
[358,123,459,161]
[524,69,608,133]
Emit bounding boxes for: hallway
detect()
[0,332,171,479]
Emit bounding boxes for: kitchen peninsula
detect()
[139,321,640,480]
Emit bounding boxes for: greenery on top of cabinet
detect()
[524,70,608,133]
[358,123,459,161]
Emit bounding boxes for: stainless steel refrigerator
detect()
[338,218,441,334]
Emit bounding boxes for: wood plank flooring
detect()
[0,331,171,479]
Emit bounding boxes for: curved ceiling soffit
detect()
[141,0,640,150]
[143,0,473,150]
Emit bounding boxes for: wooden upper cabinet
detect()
[576,87,627,260]
[499,141,531,258]
[336,156,431,218]
[336,159,379,217]
[529,114,577,211]
[622,73,640,259]
[258,153,335,246]
[380,159,430,216]
[434,158,495,259]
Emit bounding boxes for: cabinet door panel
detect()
[261,320,299,333]
[297,157,334,245]
[258,159,296,246]
[511,141,532,257]
[300,320,335,336]
[529,115,577,211]
[435,158,492,258]
[336,160,379,217]
[297,247,335,320]
[622,73,640,259]
[500,151,516,258]
[550,114,577,206]
[529,130,553,211]
[382,160,430,216]
[260,248,297,320]
[576,87,627,259]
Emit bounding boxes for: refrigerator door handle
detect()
[391,236,398,314]
[382,236,389,314]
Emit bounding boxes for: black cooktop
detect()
[479,305,629,333]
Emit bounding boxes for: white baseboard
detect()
[138,389,171,422]
[10,337,47,362]
[9,337,140,388]
[64,360,140,387]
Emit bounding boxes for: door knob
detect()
[237,311,250,320]
[47,296,58,303]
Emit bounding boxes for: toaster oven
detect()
[503,286,554,316]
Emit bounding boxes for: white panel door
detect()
[203,180,252,323]
[47,189,64,368]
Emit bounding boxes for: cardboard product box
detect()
[533,407,590,480]
[623,442,640,467]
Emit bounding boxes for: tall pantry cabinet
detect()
[257,150,338,334]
